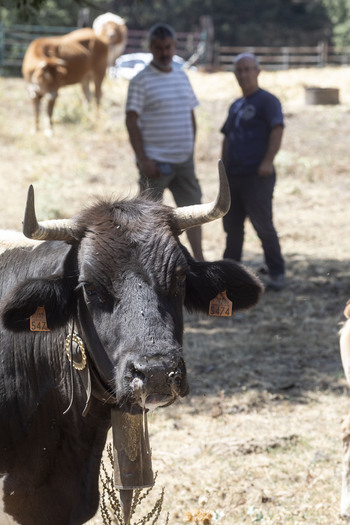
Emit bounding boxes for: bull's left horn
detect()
[174,159,231,231]
[23,185,76,241]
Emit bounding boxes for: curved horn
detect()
[23,185,76,241]
[174,159,231,231]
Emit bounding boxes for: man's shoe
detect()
[265,274,285,291]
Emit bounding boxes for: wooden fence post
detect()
[200,15,214,68]
[0,23,4,74]
[77,8,90,28]
[282,47,289,70]
[318,41,328,66]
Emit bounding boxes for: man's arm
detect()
[125,110,160,179]
[191,110,197,140]
[258,124,283,177]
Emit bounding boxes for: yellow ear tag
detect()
[30,306,50,332]
[209,290,233,317]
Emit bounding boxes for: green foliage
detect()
[1,0,348,46]
[111,0,332,45]
[320,0,350,45]
[5,0,47,11]
[99,444,169,525]
[1,0,83,25]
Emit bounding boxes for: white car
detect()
[109,52,196,80]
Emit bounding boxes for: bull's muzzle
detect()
[129,356,188,410]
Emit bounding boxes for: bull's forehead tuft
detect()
[76,198,176,236]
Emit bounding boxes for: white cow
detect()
[92,12,128,67]
[340,300,350,521]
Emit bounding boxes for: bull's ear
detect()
[184,259,263,314]
[1,276,77,332]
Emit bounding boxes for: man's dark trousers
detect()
[223,172,285,276]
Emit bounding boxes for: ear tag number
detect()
[209,290,233,317]
[30,306,50,332]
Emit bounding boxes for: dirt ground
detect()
[1,65,350,524]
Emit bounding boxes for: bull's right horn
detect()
[23,185,76,241]
[174,159,231,231]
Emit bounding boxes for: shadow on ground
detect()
[183,254,350,405]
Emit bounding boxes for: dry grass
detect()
[1,65,350,524]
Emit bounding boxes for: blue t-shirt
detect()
[221,88,284,177]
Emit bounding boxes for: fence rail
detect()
[124,28,201,57]
[0,25,77,70]
[2,23,350,75]
[217,42,350,70]
[0,24,202,74]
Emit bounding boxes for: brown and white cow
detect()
[92,12,128,67]
[340,300,350,521]
[22,27,108,135]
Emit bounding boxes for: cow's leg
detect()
[32,95,42,133]
[81,75,92,105]
[94,73,104,107]
[340,319,350,520]
[342,415,350,521]
[341,319,350,384]
[45,92,57,136]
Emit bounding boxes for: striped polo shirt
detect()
[126,63,199,163]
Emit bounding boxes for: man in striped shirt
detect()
[125,23,204,261]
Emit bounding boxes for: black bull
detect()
[0,163,263,525]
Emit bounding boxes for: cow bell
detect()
[111,407,154,523]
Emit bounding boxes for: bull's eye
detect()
[177,273,186,288]
[174,266,187,295]
[83,283,105,305]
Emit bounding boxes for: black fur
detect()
[184,256,263,313]
[0,195,263,525]
[2,275,77,331]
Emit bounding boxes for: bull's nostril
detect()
[130,376,144,394]
[130,366,146,395]
[131,366,146,382]
[168,369,182,389]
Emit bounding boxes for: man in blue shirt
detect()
[221,53,285,290]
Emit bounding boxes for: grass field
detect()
[1,65,350,524]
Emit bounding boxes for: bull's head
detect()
[22,160,231,241]
[2,161,262,414]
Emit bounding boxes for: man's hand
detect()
[258,125,283,177]
[258,159,274,177]
[139,158,161,179]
